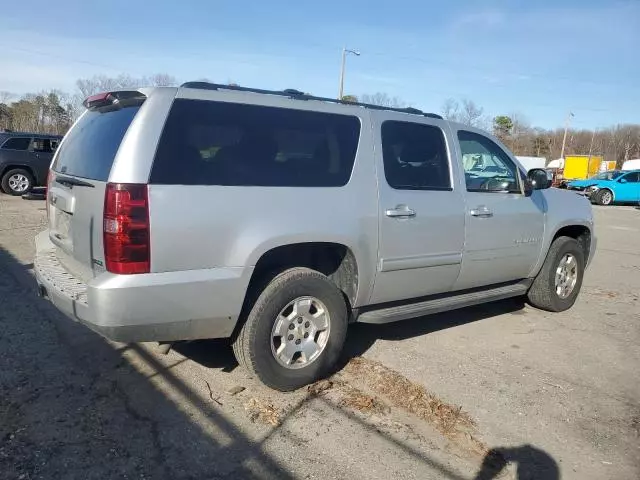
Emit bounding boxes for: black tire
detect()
[1,168,33,196]
[232,267,348,391]
[527,236,585,312]
[595,188,613,206]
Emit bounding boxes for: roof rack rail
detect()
[179,81,443,119]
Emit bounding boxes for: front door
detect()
[453,129,545,290]
[371,116,466,305]
[615,172,640,202]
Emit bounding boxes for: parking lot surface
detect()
[1,195,638,479]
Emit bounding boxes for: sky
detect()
[0,0,638,129]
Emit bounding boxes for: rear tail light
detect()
[103,183,150,274]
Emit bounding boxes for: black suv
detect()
[0,132,63,195]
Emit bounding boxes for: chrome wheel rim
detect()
[601,191,612,205]
[555,253,578,299]
[270,296,331,369]
[8,173,29,193]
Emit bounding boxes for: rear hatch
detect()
[48,92,145,282]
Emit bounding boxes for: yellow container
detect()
[564,155,603,180]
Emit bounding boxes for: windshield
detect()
[591,171,622,181]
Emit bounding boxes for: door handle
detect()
[470,206,493,218]
[385,205,416,218]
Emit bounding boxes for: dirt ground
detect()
[0,194,638,480]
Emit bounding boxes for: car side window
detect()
[150,100,361,187]
[381,121,451,190]
[457,130,520,193]
[1,137,32,151]
[621,172,640,183]
[33,139,53,153]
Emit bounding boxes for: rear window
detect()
[150,100,361,187]
[52,106,140,181]
[1,137,31,151]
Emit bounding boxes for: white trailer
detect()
[622,159,640,170]
[516,156,547,172]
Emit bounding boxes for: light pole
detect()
[588,128,596,163]
[338,47,360,100]
[559,111,575,160]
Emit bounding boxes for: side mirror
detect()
[619,178,627,183]
[527,168,552,191]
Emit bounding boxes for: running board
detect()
[357,281,531,324]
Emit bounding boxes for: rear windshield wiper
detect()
[54,174,96,188]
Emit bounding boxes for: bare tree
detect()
[0,91,14,105]
[441,98,461,122]
[76,73,176,97]
[441,98,486,129]
[360,92,406,108]
[460,99,485,128]
[148,73,177,87]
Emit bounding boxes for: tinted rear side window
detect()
[52,106,140,181]
[150,99,361,187]
[2,137,31,150]
[381,121,451,190]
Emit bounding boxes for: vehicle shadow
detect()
[341,297,527,365]
[178,297,527,373]
[1,245,560,479]
[172,338,238,370]
[0,247,292,479]
[474,445,560,479]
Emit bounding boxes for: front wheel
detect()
[595,189,613,206]
[232,268,348,391]
[527,236,585,312]
[1,169,33,195]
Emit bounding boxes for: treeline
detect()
[490,114,640,167]
[438,98,640,166]
[0,73,177,135]
[2,76,638,167]
[0,91,77,135]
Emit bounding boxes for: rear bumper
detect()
[34,231,251,343]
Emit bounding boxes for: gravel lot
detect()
[1,194,638,479]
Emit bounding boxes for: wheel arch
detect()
[529,221,593,278]
[1,164,36,180]
[551,224,592,265]
[244,241,360,307]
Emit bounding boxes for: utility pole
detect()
[559,111,574,161]
[588,129,596,161]
[338,47,360,100]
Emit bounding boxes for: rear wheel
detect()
[1,169,33,195]
[232,267,348,391]
[595,188,613,206]
[527,236,584,312]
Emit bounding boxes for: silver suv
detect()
[35,83,596,390]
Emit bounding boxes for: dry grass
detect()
[244,398,282,427]
[344,357,486,454]
[338,384,388,414]
[307,379,334,396]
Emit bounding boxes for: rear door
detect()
[48,99,145,282]
[31,138,56,185]
[370,115,466,304]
